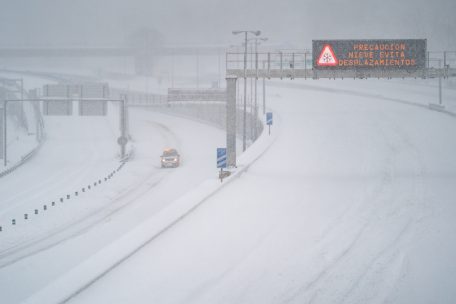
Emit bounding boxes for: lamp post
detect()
[249,37,267,140]
[2,100,6,167]
[232,30,261,152]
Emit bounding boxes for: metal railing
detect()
[227,50,456,79]
[227,51,311,72]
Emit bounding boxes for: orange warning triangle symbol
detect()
[317,44,338,66]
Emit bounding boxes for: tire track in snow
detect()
[0,119,111,217]
[281,110,427,304]
[0,118,180,268]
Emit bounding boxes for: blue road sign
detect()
[266,112,273,125]
[217,148,227,168]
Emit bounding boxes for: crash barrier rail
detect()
[167,88,226,102]
[0,151,132,233]
[0,136,45,179]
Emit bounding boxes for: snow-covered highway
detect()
[65,79,456,304]
[0,96,226,303]
[1,75,456,304]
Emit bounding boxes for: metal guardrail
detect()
[0,137,44,178]
[168,88,226,102]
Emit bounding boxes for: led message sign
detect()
[313,39,427,71]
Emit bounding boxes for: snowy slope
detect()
[62,79,456,304]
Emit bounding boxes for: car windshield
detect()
[163,150,177,156]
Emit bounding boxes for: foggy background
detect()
[0,0,455,50]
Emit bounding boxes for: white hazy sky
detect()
[0,0,455,49]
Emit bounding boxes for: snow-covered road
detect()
[66,79,456,304]
[1,73,456,303]
[0,102,226,303]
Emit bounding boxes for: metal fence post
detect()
[304,52,307,79]
[280,51,283,79]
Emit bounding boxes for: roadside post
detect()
[266,112,273,135]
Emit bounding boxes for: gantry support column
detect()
[226,75,237,168]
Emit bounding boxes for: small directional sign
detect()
[217,148,227,168]
[266,112,273,125]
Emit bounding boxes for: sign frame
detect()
[313,39,427,72]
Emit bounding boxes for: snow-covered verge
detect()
[64,79,456,304]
